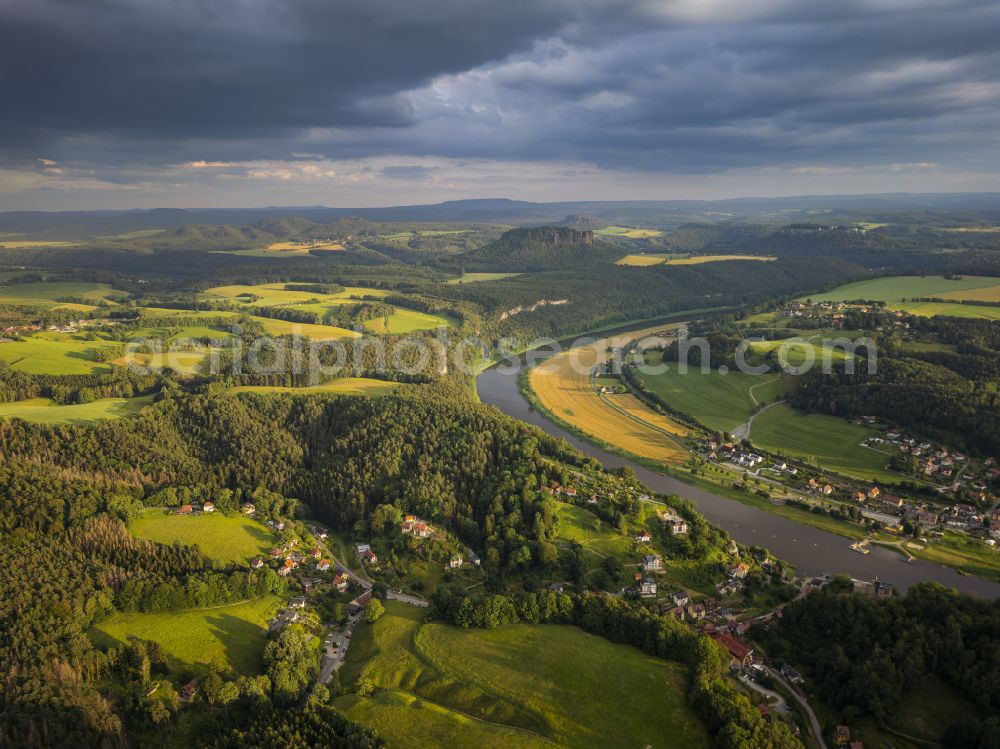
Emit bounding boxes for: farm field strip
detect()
[228,377,401,396]
[615,253,674,266]
[596,226,663,238]
[804,275,1000,304]
[666,254,775,265]
[528,324,689,465]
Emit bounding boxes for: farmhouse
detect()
[251,558,264,569]
[363,549,378,565]
[242,502,256,515]
[203,501,215,513]
[176,504,193,515]
[642,554,663,572]
[180,678,199,701]
[447,554,463,569]
[348,590,372,615]
[464,548,481,565]
[635,530,652,543]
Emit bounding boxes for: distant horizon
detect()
[3,190,1000,216]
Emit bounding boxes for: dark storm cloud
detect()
[2,0,1000,180]
[379,165,437,180]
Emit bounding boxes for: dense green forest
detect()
[754,580,1000,748]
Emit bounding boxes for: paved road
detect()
[765,666,827,749]
[732,399,785,441]
[388,590,430,607]
[739,673,790,715]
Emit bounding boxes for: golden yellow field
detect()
[935,283,1000,302]
[0,240,81,248]
[615,254,672,266]
[666,255,775,265]
[529,325,689,465]
[265,241,345,251]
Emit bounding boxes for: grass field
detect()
[0,395,153,424]
[893,301,1000,319]
[666,254,775,265]
[934,282,1000,302]
[90,595,282,677]
[0,332,119,374]
[748,403,901,483]
[198,282,455,334]
[801,274,1000,319]
[552,501,633,566]
[228,378,401,396]
[130,508,273,564]
[0,281,127,308]
[529,326,690,465]
[634,351,791,433]
[595,226,663,238]
[337,602,708,749]
[445,272,523,284]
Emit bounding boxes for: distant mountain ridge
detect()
[4,193,1000,239]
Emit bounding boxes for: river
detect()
[475,325,1000,597]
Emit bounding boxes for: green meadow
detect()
[595,226,663,238]
[445,272,523,284]
[634,350,791,433]
[0,395,153,424]
[0,332,120,374]
[90,595,282,677]
[552,501,633,565]
[197,282,456,334]
[337,602,708,749]
[0,281,127,308]
[748,403,900,483]
[130,508,274,564]
[804,275,1000,318]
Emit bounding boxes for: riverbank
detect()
[478,322,1000,596]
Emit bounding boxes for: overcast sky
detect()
[2,0,999,210]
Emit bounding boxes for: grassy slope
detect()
[0,281,126,308]
[90,595,282,677]
[805,275,1000,318]
[0,333,119,375]
[338,602,708,749]
[198,282,455,334]
[805,275,1000,303]
[634,352,791,433]
[130,508,274,564]
[748,403,899,483]
[0,395,153,424]
[445,272,523,284]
